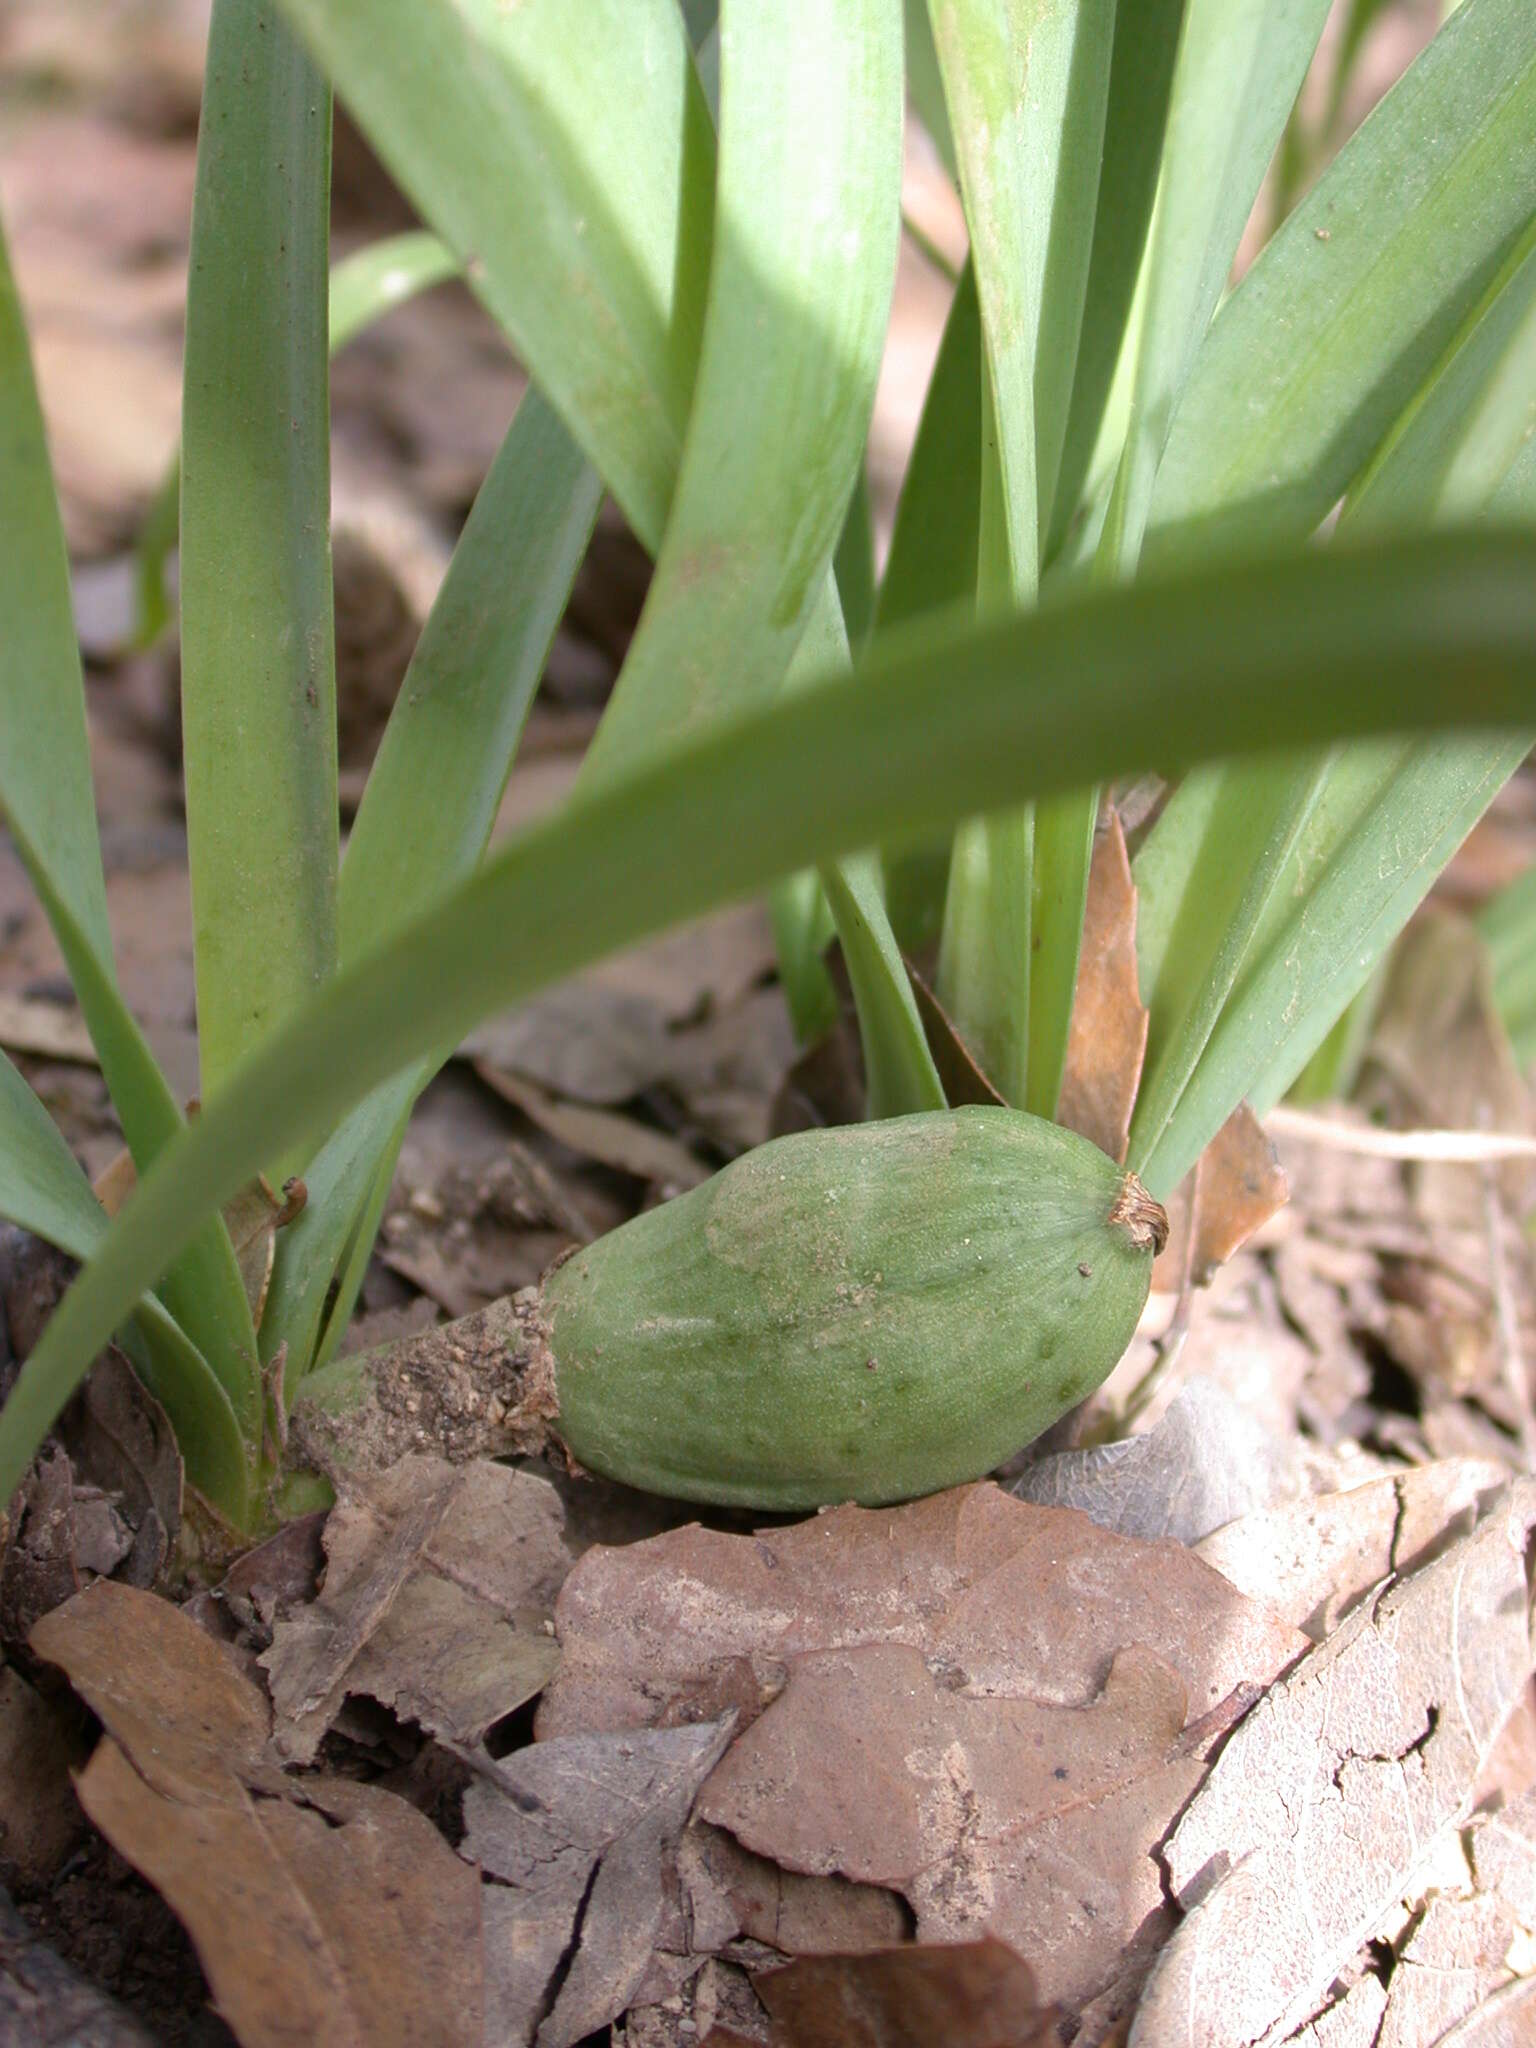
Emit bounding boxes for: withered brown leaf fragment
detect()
[30,1580,482,2048]
[1151,1103,1288,1293]
[538,1483,1306,1741]
[262,1453,568,1761]
[463,1717,735,2048]
[751,1937,1059,2048]
[1128,1481,1536,2048]
[1057,808,1148,1165]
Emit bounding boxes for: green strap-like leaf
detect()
[1100,0,1333,575]
[259,386,603,1379]
[280,0,711,549]
[0,208,259,1435]
[181,0,338,1101]
[0,1053,250,1518]
[1135,201,1536,1189]
[9,528,1536,1497]
[1147,0,1536,565]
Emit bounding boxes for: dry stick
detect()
[1265,1104,1536,1163]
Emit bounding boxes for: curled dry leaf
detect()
[1013,1377,1286,1545]
[742,1937,1059,2048]
[1153,1104,1289,1294]
[29,1580,482,2048]
[1057,808,1148,1165]
[262,1453,568,1762]
[1195,1455,1511,1639]
[1128,1481,1536,2048]
[463,1716,735,2048]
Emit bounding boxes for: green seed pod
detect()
[542,1106,1165,1509]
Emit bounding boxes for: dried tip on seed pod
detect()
[1108,1173,1169,1256]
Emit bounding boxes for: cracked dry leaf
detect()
[262,1454,567,1761]
[538,1483,1305,1743]
[29,1580,481,2048]
[1128,1482,1536,2048]
[1195,1456,1511,1639]
[463,1717,734,2048]
[746,1938,1059,2048]
[697,1639,1222,2012]
[1057,808,1148,1165]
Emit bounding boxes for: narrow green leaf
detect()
[1100,0,1333,575]
[1286,963,1385,1105]
[0,207,259,1434]
[1148,0,1536,564]
[834,468,877,654]
[1142,180,1536,1186]
[328,229,458,351]
[279,0,713,551]
[135,230,459,649]
[260,386,602,1378]
[0,1053,250,1519]
[1127,755,1329,1179]
[10,528,1536,1497]
[181,0,338,1100]
[1047,0,1186,556]
[576,0,902,783]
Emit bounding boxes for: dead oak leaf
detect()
[736,1937,1060,2048]
[1128,1481,1536,2048]
[463,1716,735,2048]
[537,1482,1307,1742]
[30,1580,482,2048]
[697,1639,1211,2010]
[263,1453,567,1761]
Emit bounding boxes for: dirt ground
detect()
[3,5,1536,2046]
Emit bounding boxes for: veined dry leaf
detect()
[1013,1377,1285,1545]
[538,1483,1305,1743]
[1128,1482,1536,2048]
[30,1580,481,2048]
[750,1938,1059,2048]
[697,1640,1221,2011]
[464,1717,735,2048]
[1058,809,1148,1164]
[678,1822,910,1958]
[1195,1456,1510,1639]
[263,1453,568,1761]
[472,1060,710,1189]
[540,1485,1303,2018]
[1152,1103,1288,1293]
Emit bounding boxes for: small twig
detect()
[1482,1162,1536,1472]
[1265,1105,1536,1163]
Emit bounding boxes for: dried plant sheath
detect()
[299,1110,1162,1509]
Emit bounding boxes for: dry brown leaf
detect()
[1058,810,1148,1165]
[698,1640,1217,2010]
[539,1482,1306,1744]
[472,1061,710,1190]
[627,1958,771,2047]
[1013,1377,1286,1545]
[1195,1457,1511,1638]
[749,1938,1059,2048]
[1153,1104,1289,1293]
[263,1454,568,1761]
[678,1822,910,1958]
[30,1580,482,2048]
[1128,1482,1536,2048]
[907,962,1007,1110]
[0,993,96,1065]
[540,1485,1304,2017]
[1372,1889,1529,2048]
[464,1717,735,2048]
